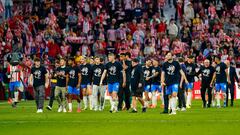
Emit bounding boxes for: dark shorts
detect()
[131,86,143,97]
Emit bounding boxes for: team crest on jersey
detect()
[94,68,102,77]
[81,67,88,75]
[109,66,116,75]
[69,70,76,79]
[131,69,135,78]
[144,70,150,78]
[167,65,175,75]
[216,66,220,74]
[59,70,65,79]
[152,69,156,74]
[203,69,210,77]
[34,70,41,79]
[186,66,193,75]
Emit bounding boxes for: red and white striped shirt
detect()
[7,65,22,82]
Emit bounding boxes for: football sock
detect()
[152,91,157,106]
[83,96,88,108]
[187,91,192,106]
[169,98,172,110]
[77,102,81,109]
[171,97,177,112]
[89,95,93,109]
[14,91,19,102]
[109,96,114,110]
[216,94,220,106]
[161,94,164,105]
[68,103,72,111]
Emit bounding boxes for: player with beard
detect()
[100,53,126,113]
[67,58,81,112]
[161,52,188,115]
[79,56,93,110]
[210,56,230,108]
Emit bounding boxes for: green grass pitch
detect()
[0,100,240,135]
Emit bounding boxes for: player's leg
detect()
[215,83,221,108]
[166,85,173,113]
[82,85,88,110]
[144,85,150,108]
[229,84,234,106]
[131,95,137,112]
[207,85,212,107]
[158,86,164,108]
[131,86,139,112]
[200,84,207,108]
[151,85,157,108]
[55,86,63,112]
[33,86,39,111]
[226,84,229,107]
[87,84,93,110]
[112,83,120,112]
[47,83,55,110]
[92,85,98,111]
[221,83,227,107]
[61,87,67,112]
[186,83,193,108]
[67,86,73,112]
[12,82,20,107]
[9,82,14,106]
[38,85,45,113]
[177,84,186,111]
[124,82,131,110]
[136,90,146,113]
[212,86,216,107]
[99,85,106,111]
[161,86,169,114]
[117,84,124,111]
[108,83,114,112]
[170,84,179,115]
[75,88,81,112]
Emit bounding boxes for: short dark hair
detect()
[34,57,41,62]
[100,57,104,62]
[215,55,221,60]
[119,53,126,56]
[132,58,139,63]
[125,52,131,58]
[178,57,185,62]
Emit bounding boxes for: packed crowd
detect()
[0,0,239,65]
